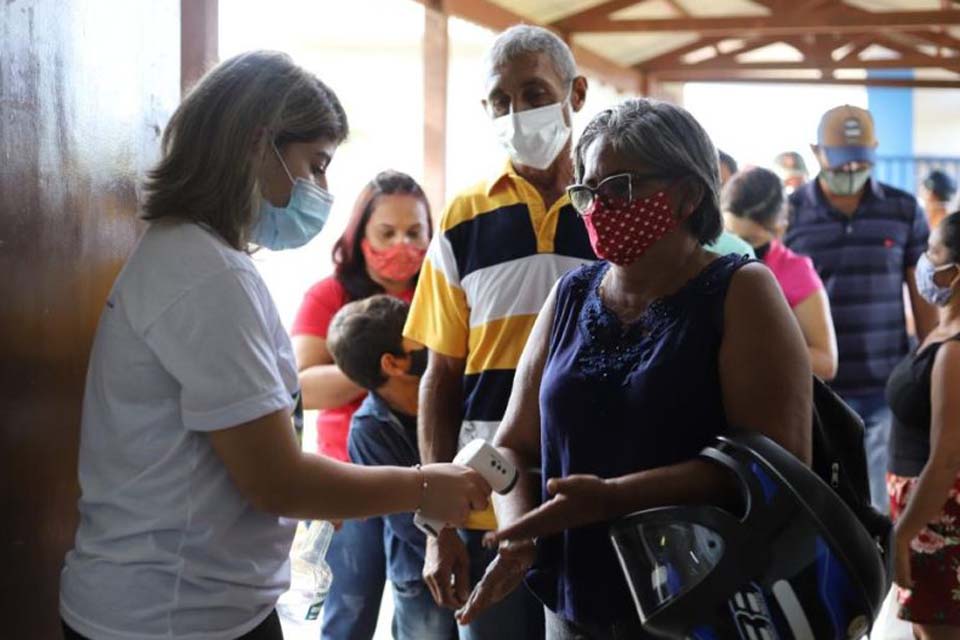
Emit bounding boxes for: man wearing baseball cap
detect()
[773,151,809,194]
[785,105,936,514]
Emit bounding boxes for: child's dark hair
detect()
[326,295,409,390]
[721,166,785,231]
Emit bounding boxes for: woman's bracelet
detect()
[414,464,428,513]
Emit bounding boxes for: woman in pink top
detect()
[723,166,838,380]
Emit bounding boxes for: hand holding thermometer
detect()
[414,439,518,536]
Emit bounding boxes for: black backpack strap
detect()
[810,377,892,576]
[811,378,870,499]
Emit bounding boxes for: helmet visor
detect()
[611,518,726,621]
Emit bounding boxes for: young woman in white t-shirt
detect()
[59,50,489,640]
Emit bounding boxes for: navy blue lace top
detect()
[527,254,752,628]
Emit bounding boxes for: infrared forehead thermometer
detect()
[414,439,518,537]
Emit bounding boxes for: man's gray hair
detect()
[574,98,723,245]
[485,24,577,84]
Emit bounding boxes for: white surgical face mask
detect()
[820,167,871,196]
[493,99,571,171]
[915,252,959,307]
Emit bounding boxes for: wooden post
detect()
[640,71,650,96]
[181,0,218,96]
[423,0,449,218]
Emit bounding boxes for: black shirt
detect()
[886,331,960,476]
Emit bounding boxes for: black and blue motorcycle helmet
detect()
[609,432,890,640]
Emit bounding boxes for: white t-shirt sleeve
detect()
[143,267,293,432]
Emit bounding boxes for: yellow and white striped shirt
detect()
[404,161,596,448]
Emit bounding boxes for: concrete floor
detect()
[872,588,914,640]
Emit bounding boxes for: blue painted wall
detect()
[867,69,915,192]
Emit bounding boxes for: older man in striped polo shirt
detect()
[785,105,936,515]
[403,25,595,640]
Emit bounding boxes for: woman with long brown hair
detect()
[291,170,434,639]
[59,52,485,640]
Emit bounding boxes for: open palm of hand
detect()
[492,474,616,545]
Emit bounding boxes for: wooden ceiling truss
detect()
[551,0,960,89]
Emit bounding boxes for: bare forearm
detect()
[270,453,421,520]
[606,459,739,517]
[418,366,462,464]
[896,461,958,540]
[809,347,837,381]
[299,364,364,410]
[793,294,837,383]
[493,447,541,528]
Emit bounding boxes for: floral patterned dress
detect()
[888,474,960,622]
[886,332,960,625]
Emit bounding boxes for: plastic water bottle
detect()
[277,520,334,631]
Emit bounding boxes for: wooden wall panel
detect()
[0,1,179,636]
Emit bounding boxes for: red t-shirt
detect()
[291,276,413,461]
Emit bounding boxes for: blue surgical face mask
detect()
[251,144,334,250]
[915,252,959,306]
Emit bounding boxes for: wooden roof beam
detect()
[647,72,960,89]
[787,34,842,69]
[790,0,837,14]
[570,43,646,93]
[641,36,780,71]
[748,0,781,13]
[662,0,691,18]
[416,0,645,94]
[550,0,650,32]
[560,10,960,36]
[873,33,928,57]
[834,35,874,64]
[647,55,960,72]
[902,30,960,53]
[870,33,960,72]
[632,36,728,70]
[897,31,960,54]
[647,33,960,72]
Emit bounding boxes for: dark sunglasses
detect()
[567,171,675,215]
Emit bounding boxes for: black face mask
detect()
[406,348,428,377]
[754,242,772,261]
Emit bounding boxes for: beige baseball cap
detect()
[817,105,877,168]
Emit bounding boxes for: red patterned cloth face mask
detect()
[361,238,427,282]
[581,190,680,266]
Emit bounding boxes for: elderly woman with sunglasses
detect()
[455,98,813,639]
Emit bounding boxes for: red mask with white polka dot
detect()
[581,190,680,266]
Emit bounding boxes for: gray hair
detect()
[574,98,723,245]
[484,25,577,85]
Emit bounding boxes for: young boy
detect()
[326,295,456,640]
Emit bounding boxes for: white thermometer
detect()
[414,439,518,536]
